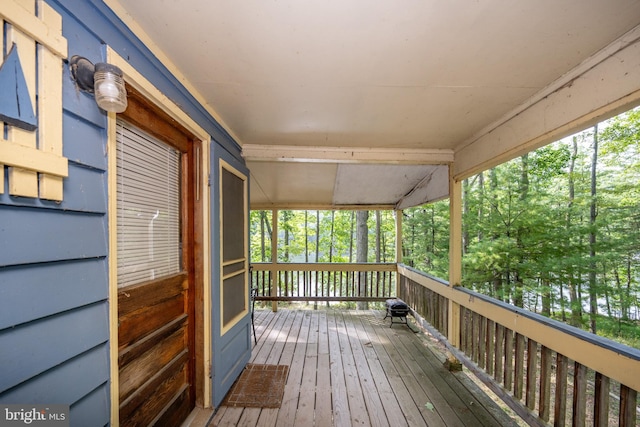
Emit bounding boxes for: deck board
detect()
[210,308,519,427]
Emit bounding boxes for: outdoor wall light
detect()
[70,55,128,113]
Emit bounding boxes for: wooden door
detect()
[115,91,200,426]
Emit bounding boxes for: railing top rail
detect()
[251,262,398,272]
[399,264,640,361]
[398,263,640,391]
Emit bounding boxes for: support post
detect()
[448,166,462,349]
[395,209,402,295]
[271,209,278,312]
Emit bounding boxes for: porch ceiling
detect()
[109,0,640,209]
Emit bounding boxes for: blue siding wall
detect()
[0,3,110,425]
[0,0,245,425]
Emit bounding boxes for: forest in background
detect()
[250,107,640,347]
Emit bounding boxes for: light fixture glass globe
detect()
[94,63,127,113]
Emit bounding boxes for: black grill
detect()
[384,299,410,327]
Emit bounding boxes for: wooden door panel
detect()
[153,385,192,427]
[119,314,187,399]
[118,274,187,318]
[118,315,187,379]
[120,352,189,425]
[118,272,191,425]
[118,297,185,349]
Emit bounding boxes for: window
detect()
[116,120,181,287]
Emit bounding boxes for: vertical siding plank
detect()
[6,0,38,198]
[37,0,64,201]
[554,354,568,427]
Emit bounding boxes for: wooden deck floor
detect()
[210,308,520,427]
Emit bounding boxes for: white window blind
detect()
[116,120,181,288]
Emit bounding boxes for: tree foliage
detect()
[403,107,640,344]
[250,210,397,264]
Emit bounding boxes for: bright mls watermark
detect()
[0,405,69,427]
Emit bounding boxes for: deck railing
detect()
[250,262,396,302]
[398,264,640,427]
[250,261,639,426]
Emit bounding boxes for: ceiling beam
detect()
[250,202,397,210]
[242,144,454,165]
[454,24,640,180]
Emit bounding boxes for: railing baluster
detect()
[459,307,468,354]
[432,289,437,329]
[478,316,487,370]
[525,338,538,411]
[539,345,552,423]
[504,328,514,393]
[573,362,587,427]
[486,319,495,376]
[619,384,637,427]
[594,372,609,427]
[495,324,504,384]
[514,333,525,400]
[350,270,354,297]
[554,353,568,427]
[472,312,480,364]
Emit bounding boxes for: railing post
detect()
[271,208,278,312]
[448,167,462,348]
[395,209,402,295]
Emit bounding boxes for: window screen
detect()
[221,162,248,329]
[116,120,181,287]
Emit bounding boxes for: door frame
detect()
[106,49,212,425]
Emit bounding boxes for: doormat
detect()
[222,364,289,408]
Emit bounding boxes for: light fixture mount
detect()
[70,55,97,92]
[69,55,127,113]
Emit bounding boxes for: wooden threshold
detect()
[180,407,214,427]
